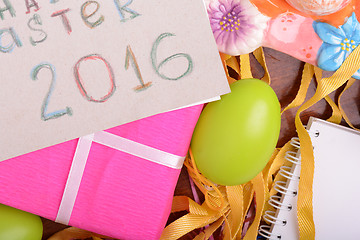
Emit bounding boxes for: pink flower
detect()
[206,0,270,55]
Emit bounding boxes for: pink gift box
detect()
[0,105,202,240]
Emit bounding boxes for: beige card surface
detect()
[0,0,229,161]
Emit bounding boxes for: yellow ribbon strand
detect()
[268,142,294,197]
[313,66,343,124]
[188,149,226,210]
[282,63,314,114]
[295,107,316,240]
[253,47,271,84]
[220,52,232,62]
[338,78,358,130]
[296,45,360,240]
[226,185,244,238]
[261,148,281,212]
[324,95,342,124]
[261,149,279,192]
[220,52,238,84]
[193,217,226,240]
[171,195,190,212]
[243,173,265,240]
[240,54,253,79]
[161,195,228,240]
[242,182,255,225]
[241,187,255,240]
[226,55,241,77]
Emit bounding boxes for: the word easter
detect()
[0,0,140,47]
[0,0,194,121]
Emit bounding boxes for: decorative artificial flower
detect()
[313,12,360,79]
[205,0,270,56]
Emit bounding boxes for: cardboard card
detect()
[0,0,229,161]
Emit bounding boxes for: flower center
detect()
[341,38,357,52]
[219,10,240,32]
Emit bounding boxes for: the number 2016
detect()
[32,32,193,121]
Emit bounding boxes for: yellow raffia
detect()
[161,149,277,240]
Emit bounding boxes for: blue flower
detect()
[313,13,360,79]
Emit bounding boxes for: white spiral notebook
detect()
[259,117,360,240]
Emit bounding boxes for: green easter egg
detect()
[0,204,43,240]
[191,79,281,186]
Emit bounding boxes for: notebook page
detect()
[310,117,360,239]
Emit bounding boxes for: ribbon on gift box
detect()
[55,131,186,225]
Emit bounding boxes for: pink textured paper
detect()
[0,105,202,240]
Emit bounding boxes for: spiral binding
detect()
[258,130,319,239]
[258,137,301,240]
